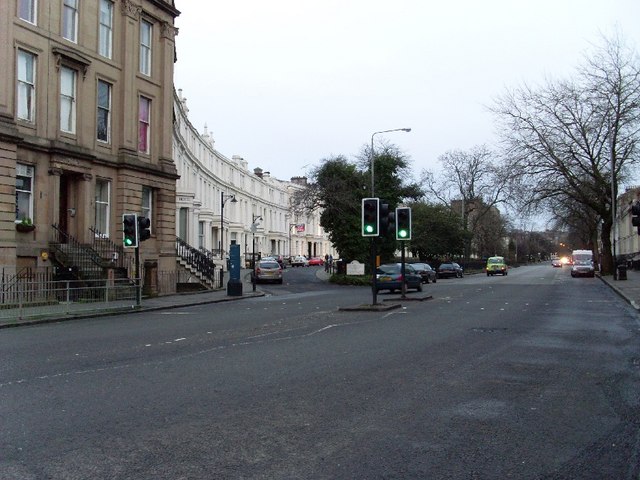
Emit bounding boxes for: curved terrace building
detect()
[173,89,334,268]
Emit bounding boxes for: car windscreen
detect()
[259,262,279,269]
[573,254,591,264]
[377,264,401,274]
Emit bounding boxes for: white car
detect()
[291,255,309,267]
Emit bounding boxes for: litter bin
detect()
[617,263,628,280]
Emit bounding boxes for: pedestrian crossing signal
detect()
[122,213,138,248]
[362,198,379,237]
[396,207,411,240]
[138,216,151,242]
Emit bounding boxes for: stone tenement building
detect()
[0,0,180,277]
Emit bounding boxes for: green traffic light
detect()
[398,230,408,238]
[365,225,374,233]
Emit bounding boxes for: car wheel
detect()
[432,276,436,283]
[417,283,423,292]
[424,277,430,284]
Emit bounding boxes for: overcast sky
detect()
[173,1,640,183]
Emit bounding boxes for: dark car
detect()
[437,262,463,279]
[375,263,423,293]
[411,263,437,283]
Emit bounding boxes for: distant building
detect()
[615,186,640,263]
[173,90,334,265]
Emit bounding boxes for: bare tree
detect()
[492,34,640,275]
[421,144,510,261]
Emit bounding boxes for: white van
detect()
[571,250,595,278]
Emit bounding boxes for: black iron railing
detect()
[50,224,104,280]
[89,225,134,275]
[198,245,217,262]
[176,237,218,286]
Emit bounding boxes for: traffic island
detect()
[338,302,402,312]
[383,294,434,302]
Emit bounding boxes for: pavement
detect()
[1,266,639,329]
[599,267,640,310]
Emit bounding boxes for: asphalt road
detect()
[1,264,639,479]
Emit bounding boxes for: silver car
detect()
[254,260,283,284]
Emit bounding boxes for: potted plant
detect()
[16,217,35,233]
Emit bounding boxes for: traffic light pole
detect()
[135,245,141,306]
[400,243,406,299]
[370,237,377,306]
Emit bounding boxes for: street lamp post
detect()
[288,223,296,259]
[369,127,411,305]
[220,191,237,286]
[609,121,618,280]
[370,128,411,197]
[251,214,262,292]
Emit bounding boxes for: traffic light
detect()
[122,213,138,248]
[137,216,151,242]
[632,202,640,234]
[396,207,411,240]
[362,198,379,236]
[379,203,395,236]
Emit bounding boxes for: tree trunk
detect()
[600,219,614,275]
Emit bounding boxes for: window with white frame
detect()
[198,221,204,249]
[18,0,37,24]
[139,19,152,75]
[16,164,34,222]
[138,96,150,153]
[95,179,110,234]
[97,79,111,142]
[98,0,113,59]
[17,49,36,123]
[141,186,152,231]
[62,0,78,43]
[60,66,77,133]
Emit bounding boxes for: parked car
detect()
[308,257,324,266]
[486,256,508,276]
[375,263,423,293]
[411,263,437,283]
[269,254,286,269]
[291,255,309,267]
[437,262,463,279]
[253,260,283,284]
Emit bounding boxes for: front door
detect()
[58,175,69,235]
[58,173,80,239]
